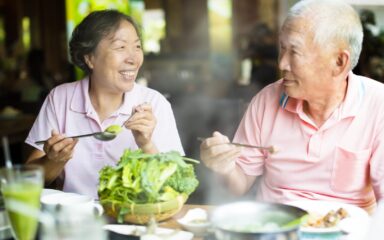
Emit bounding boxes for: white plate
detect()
[41,188,63,197]
[104,224,194,240]
[287,200,370,237]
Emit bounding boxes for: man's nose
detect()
[278,52,290,72]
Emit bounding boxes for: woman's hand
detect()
[123,103,157,153]
[200,131,241,175]
[43,130,78,163]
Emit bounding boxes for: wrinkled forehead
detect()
[280,17,314,43]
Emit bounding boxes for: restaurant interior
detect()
[0,0,384,205]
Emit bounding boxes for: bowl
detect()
[211,201,307,240]
[101,194,187,224]
[177,208,211,236]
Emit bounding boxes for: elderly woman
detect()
[25,10,184,198]
[200,0,384,212]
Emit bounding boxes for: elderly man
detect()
[200,0,384,212]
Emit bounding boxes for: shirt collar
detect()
[70,77,92,114]
[279,71,365,118]
[340,71,365,118]
[70,77,139,116]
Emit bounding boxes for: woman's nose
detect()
[124,51,137,65]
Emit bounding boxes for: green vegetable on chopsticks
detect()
[98,149,199,205]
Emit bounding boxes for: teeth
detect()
[121,71,135,77]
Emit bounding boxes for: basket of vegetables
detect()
[98,149,199,224]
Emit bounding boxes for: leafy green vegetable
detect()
[98,149,199,206]
[165,163,200,195]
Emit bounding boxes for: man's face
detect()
[278,17,335,101]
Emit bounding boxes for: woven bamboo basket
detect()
[101,194,188,224]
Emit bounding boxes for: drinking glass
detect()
[0,164,44,240]
[40,208,107,240]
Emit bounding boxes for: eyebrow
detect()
[110,38,141,44]
[290,40,303,48]
[279,37,303,48]
[111,38,127,44]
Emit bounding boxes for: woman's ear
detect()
[84,54,94,70]
[333,50,350,76]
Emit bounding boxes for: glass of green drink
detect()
[0,165,44,240]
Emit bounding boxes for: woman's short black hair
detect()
[69,9,141,74]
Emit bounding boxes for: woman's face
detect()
[86,20,143,93]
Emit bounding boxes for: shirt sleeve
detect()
[25,89,60,151]
[233,94,266,176]
[152,96,185,155]
[370,116,384,201]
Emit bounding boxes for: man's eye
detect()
[291,50,300,55]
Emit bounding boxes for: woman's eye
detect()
[136,45,142,49]
[113,46,125,50]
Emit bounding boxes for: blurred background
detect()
[0,0,383,204]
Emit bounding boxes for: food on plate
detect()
[98,149,199,223]
[104,124,123,134]
[303,208,349,228]
[190,219,209,224]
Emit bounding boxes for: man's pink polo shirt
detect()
[26,77,184,199]
[233,72,384,212]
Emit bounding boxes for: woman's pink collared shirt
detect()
[26,77,184,199]
[234,72,384,212]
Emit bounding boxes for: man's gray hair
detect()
[287,0,363,70]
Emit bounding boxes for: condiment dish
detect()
[177,208,211,236]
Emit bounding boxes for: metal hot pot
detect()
[210,201,307,240]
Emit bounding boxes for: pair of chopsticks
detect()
[197,137,277,154]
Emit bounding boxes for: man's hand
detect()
[200,131,241,175]
[43,130,78,163]
[123,103,157,153]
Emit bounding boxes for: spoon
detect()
[35,131,117,145]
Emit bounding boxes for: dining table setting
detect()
[103,200,374,240]
[0,185,379,240]
[0,123,379,240]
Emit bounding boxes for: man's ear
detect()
[84,54,94,70]
[333,50,350,76]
